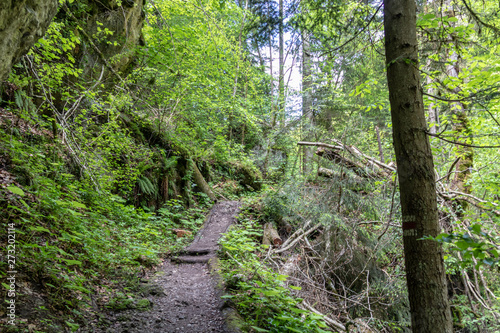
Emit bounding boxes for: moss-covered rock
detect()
[106,293,152,311]
[227,161,263,191]
[60,0,146,83]
[0,0,58,81]
[138,283,165,297]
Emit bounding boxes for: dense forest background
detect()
[1,0,499,332]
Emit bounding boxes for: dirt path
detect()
[86,201,242,333]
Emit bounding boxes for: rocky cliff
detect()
[62,0,146,83]
[0,0,58,82]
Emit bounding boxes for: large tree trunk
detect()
[383,1,452,332]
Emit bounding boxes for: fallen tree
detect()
[299,140,500,217]
[298,141,395,179]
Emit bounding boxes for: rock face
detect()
[0,0,59,82]
[65,0,146,82]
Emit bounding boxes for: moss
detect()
[107,294,134,310]
[138,283,165,296]
[135,298,152,311]
[227,161,263,191]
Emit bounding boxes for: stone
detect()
[0,0,58,82]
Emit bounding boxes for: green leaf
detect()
[19,199,30,209]
[70,201,86,209]
[262,290,280,296]
[290,307,308,314]
[482,258,494,266]
[455,240,470,251]
[61,259,82,266]
[250,327,269,332]
[29,226,51,233]
[276,274,288,281]
[65,321,80,332]
[7,185,25,196]
[470,224,481,234]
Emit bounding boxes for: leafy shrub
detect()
[218,211,329,333]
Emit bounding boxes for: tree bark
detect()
[302,32,314,175]
[278,0,285,128]
[444,3,473,196]
[383,1,452,332]
[263,223,282,246]
[189,159,216,201]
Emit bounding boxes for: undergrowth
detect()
[218,203,330,333]
[0,124,210,332]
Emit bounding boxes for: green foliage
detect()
[429,222,500,268]
[129,0,270,163]
[0,120,210,330]
[219,214,329,333]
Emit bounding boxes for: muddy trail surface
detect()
[86,201,242,333]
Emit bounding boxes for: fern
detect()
[163,156,178,170]
[137,176,157,196]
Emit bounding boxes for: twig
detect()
[300,300,346,331]
[274,223,322,254]
[426,131,500,148]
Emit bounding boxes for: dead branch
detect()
[298,141,395,180]
[300,300,346,331]
[438,190,500,215]
[274,223,321,254]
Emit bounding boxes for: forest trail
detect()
[87,201,242,333]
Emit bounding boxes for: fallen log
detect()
[298,141,396,179]
[318,167,367,191]
[263,223,283,246]
[318,167,365,182]
[317,147,371,177]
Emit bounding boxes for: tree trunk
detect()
[189,159,216,201]
[278,0,285,128]
[383,1,452,332]
[302,32,313,175]
[444,3,473,196]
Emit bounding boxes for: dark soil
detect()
[84,201,242,333]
